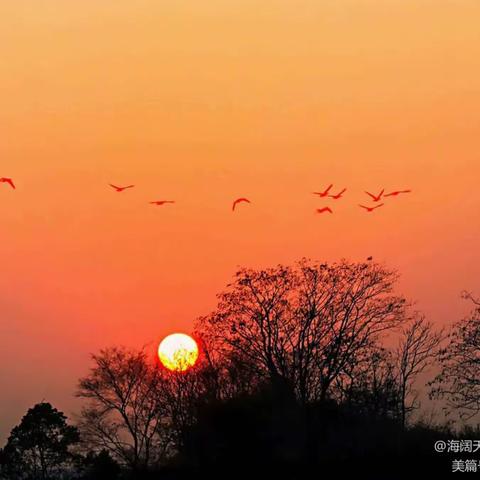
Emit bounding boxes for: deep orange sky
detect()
[1,0,479,440]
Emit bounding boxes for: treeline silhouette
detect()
[1,259,479,479]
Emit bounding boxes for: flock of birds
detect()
[0,177,411,213]
[109,183,253,211]
[312,184,412,215]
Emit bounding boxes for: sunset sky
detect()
[1,0,480,440]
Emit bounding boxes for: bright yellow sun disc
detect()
[158,333,199,372]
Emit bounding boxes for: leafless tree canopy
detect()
[395,317,444,426]
[335,345,400,419]
[430,292,480,419]
[196,259,409,404]
[76,347,171,471]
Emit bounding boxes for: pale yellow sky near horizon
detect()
[1,0,480,439]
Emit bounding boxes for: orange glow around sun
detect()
[158,333,199,372]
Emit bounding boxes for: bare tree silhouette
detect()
[335,345,401,420]
[430,292,480,419]
[76,347,171,472]
[395,316,443,427]
[196,259,409,405]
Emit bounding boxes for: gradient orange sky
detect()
[1,0,479,440]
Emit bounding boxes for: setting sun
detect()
[158,333,199,372]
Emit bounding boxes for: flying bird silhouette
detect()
[316,207,333,214]
[313,184,333,197]
[0,178,15,189]
[330,188,347,200]
[150,200,175,206]
[359,204,385,212]
[384,190,412,197]
[232,198,251,211]
[109,184,135,192]
[365,189,384,202]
